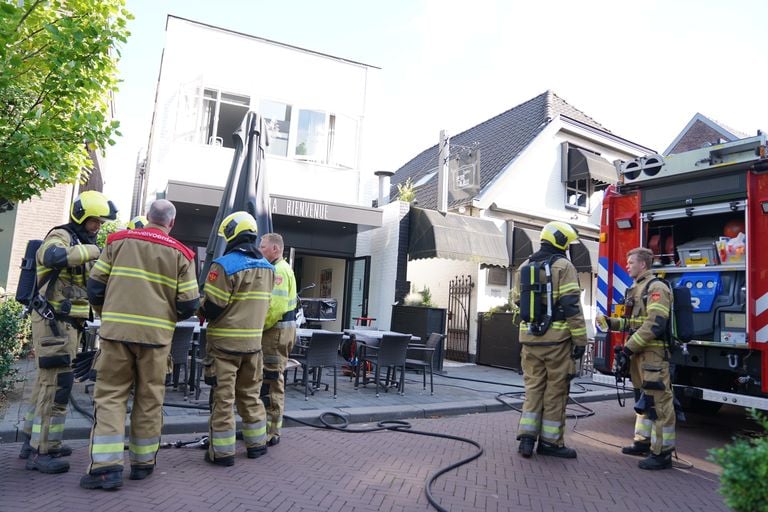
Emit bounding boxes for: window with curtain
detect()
[260,99,292,157]
[295,109,327,162]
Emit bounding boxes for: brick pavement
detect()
[0,400,736,512]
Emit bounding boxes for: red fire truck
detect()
[593,133,768,412]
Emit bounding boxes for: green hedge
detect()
[709,409,768,512]
[0,297,31,394]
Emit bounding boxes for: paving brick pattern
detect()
[0,400,735,512]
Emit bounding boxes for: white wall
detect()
[407,257,483,356]
[476,267,511,313]
[477,117,647,226]
[357,200,408,330]
[145,17,377,208]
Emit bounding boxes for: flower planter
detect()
[476,312,521,370]
[390,305,447,371]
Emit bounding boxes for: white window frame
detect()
[562,143,609,214]
[259,103,360,168]
[199,88,250,148]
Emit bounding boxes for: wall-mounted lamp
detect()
[762,200,768,214]
[616,216,634,229]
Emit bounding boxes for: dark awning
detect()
[508,221,598,272]
[570,238,599,273]
[510,226,541,267]
[408,207,508,267]
[567,147,618,185]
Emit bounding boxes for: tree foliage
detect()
[96,218,123,247]
[0,0,132,204]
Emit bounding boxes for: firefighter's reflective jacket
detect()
[607,269,671,353]
[37,227,101,318]
[202,251,274,354]
[263,258,297,330]
[87,224,200,346]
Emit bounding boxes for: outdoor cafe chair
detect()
[358,334,411,397]
[193,327,208,402]
[405,333,445,395]
[169,325,195,400]
[293,332,343,400]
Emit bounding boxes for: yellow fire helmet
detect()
[219,211,258,242]
[127,215,148,230]
[70,191,118,225]
[540,221,578,250]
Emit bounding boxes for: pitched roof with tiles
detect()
[391,90,607,209]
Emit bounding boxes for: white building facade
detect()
[139,16,399,331]
[392,92,653,362]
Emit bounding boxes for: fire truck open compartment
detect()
[596,134,768,409]
[639,201,754,406]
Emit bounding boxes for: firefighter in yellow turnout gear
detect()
[258,233,298,446]
[22,191,118,474]
[514,222,587,459]
[600,247,675,470]
[80,200,199,490]
[200,212,275,466]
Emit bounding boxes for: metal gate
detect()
[447,275,473,362]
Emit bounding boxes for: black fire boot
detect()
[80,466,124,490]
[205,451,235,467]
[621,441,651,457]
[20,433,74,459]
[638,450,673,470]
[25,451,70,474]
[246,445,268,459]
[267,436,280,447]
[536,441,577,459]
[18,433,32,459]
[518,437,535,458]
[129,465,155,480]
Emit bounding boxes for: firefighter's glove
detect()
[614,346,632,378]
[571,345,586,360]
[72,350,97,382]
[596,314,610,332]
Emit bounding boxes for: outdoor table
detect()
[295,328,349,355]
[343,329,420,347]
[343,330,420,388]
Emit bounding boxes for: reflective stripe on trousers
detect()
[634,416,652,441]
[87,340,169,474]
[91,434,124,464]
[518,341,573,446]
[261,324,295,440]
[28,316,78,454]
[208,346,266,460]
[129,436,160,464]
[241,421,267,447]
[211,430,236,457]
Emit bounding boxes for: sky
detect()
[103,0,768,218]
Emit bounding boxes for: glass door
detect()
[344,256,370,329]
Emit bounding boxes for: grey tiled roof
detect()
[391,90,607,209]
